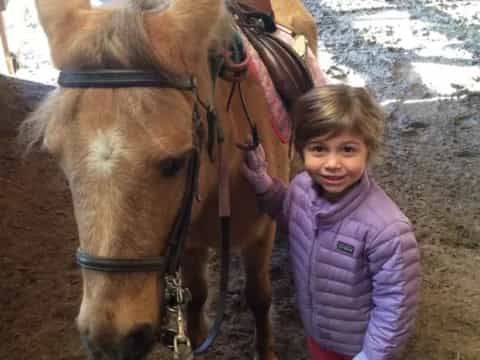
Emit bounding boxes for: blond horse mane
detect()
[19,0,234,155]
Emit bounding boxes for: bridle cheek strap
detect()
[163,149,200,275]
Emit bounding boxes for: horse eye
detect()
[157,156,186,177]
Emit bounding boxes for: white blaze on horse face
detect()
[87,129,124,176]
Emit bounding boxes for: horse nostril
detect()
[80,333,113,360]
[121,324,155,359]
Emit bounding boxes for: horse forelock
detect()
[69,7,165,72]
[128,0,172,11]
[18,90,79,155]
[74,1,233,72]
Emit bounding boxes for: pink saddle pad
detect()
[242,26,327,143]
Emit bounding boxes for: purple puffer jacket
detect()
[258,171,421,359]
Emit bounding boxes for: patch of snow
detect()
[2,0,57,84]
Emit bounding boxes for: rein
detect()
[61,68,229,358]
[219,31,261,150]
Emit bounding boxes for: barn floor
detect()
[1,0,479,359]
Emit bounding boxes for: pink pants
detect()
[307,337,353,360]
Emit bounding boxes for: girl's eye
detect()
[157,156,186,177]
[343,145,357,153]
[310,145,326,153]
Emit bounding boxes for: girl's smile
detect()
[320,174,347,185]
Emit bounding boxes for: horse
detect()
[20,0,317,359]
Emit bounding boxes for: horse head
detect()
[23,0,233,358]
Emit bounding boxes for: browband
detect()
[58,70,196,89]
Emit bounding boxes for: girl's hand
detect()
[243,142,267,171]
[238,143,273,194]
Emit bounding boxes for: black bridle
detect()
[60,68,228,356]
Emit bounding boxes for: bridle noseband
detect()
[75,248,166,272]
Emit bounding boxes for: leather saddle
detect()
[228,1,315,110]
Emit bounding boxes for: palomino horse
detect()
[21,0,317,359]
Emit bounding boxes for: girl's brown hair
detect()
[292,84,385,159]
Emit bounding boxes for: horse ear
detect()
[35,0,91,40]
[143,0,226,71]
[35,0,109,67]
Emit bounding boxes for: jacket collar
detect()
[309,171,371,226]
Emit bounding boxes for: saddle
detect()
[228,1,315,110]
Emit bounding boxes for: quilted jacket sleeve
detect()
[363,221,421,360]
[256,177,292,234]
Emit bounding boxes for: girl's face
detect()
[302,131,368,200]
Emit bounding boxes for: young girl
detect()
[240,84,421,360]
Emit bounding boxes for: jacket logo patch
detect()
[336,241,354,255]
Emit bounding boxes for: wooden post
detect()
[0,0,15,74]
[0,0,10,12]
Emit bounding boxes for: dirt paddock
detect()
[1,0,480,359]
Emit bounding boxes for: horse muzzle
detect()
[80,323,155,360]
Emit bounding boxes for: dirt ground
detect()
[1,1,479,359]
